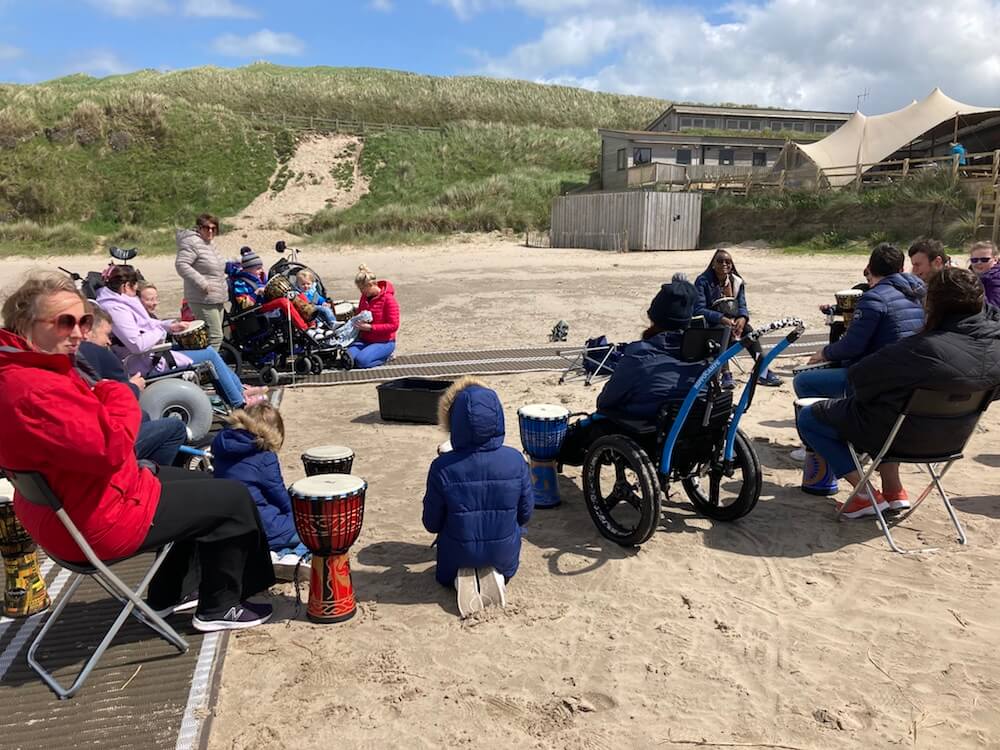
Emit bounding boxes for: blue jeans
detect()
[346,340,395,369]
[135,416,187,465]
[796,406,854,477]
[182,347,245,406]
[313,306,338,327]
[793,367,849,399]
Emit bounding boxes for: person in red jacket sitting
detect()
[0,272,275,632]
[346,263,400,369]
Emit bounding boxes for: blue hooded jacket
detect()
[823,272,926,364]
[211,428,299,550]
[596,331,707,420]
[693,269,749,325]
[422,384,533,586]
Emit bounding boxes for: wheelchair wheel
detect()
[293,355,312,376]
[308,354,325,375]
[219,341,243,378]
[139,379,214,443]
[681,429,761,521]
[259,365,281,387]
[582,435,662,547]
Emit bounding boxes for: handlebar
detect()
[746,317,805,342]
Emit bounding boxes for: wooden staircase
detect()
[973,154,1000,244]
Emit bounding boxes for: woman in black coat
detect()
[797,268,1000,518]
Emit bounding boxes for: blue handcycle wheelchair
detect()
[576,318,804,546]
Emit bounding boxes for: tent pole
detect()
[953,113,959,143]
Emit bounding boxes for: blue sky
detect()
[3,0,1000,113]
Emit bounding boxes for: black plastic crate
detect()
[377,377,454,424]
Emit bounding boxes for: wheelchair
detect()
[577,318,805,546]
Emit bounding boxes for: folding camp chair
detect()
[838,386,998,554]
[0,469,188,699]
[558,337,623,386]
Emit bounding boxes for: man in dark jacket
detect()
[78,304,187,466]
[795,243,925,401]
[423,378,533,617]
[798,268,1000,518]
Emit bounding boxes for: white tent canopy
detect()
[784,88,1000,186]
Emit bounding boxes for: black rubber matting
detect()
[0,555,225,750]
[285,332,828,387]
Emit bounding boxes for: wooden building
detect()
[646,103,851,137]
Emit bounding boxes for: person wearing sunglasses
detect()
[0,271,276,632]
[175,213,228,350]
[693,248,782,389]
[969,240,1000,308]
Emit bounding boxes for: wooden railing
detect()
[232,110,444,136]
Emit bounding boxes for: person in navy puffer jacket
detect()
[212,403,307,564]
[795,243,925,401]
[422,377,533,617]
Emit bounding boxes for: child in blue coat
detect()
[422,377,534,618]
[212,403,308,566]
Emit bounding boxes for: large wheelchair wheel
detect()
[582,435,662,547]
[219,341,243,379]
[139,379,214,443]
[681,429,761,521]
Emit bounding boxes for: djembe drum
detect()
[793,397,839,496]
[290,474,366,623]
[301,445,355,477]
[0,480,50,619]
[834,289,863,327]
[172,320,210,350]
[517,404,570,509]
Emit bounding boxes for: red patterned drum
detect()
[289,474,366,624]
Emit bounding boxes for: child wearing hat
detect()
[231,247,267,309]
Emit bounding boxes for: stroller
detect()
[223,253,355,386]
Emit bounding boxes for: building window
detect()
[705,119,717,128]
[617,148,627,171]
[676,148,692,165]
[726,119,738,129]
[692,118,704,127]
[770,121,782,131]
[793,122,805,132]
[752,151,767,167]
[718,149,735,166]
[680,117,692,127]
[739,119,751,130]
[749,120,761,130]
[633,147,651,165]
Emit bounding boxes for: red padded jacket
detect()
[357,279,400,343]
[0,329,160,562]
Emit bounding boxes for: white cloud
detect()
[69,50,130,77]
[369,0,394,11]
[0,43,22,61]
[85,0,171,17]
[182,0,257,18]
[461,0,1000,113]
[212,29,306,57]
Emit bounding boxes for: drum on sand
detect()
[793,397,839,496]
[517,404,570,509]
[301,445,355,477]
[289,474,366,624]
[0,479,50,619]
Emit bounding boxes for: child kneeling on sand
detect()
[422,378,533,618]
[212,403,309,567]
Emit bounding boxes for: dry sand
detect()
[7,238,999,749]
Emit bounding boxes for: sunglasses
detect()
[199,226,218,234]
[971,257,994,263]
[41,313,94,335]
[715,258,733,265]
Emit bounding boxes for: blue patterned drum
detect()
[517,404,570,460]
[794,397,839,496]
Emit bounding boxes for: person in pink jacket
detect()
[346,264,400,368]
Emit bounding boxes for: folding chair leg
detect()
[897,462,967,545]
[841,446,922,555]
[26,547,188,700]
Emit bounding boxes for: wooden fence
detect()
[232,110,444,136]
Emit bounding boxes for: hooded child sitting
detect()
[422,378,533,618]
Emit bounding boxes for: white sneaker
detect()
[790,447,807,461]
[476,566,507,609]
[277,552,307,566]
[269,551,280,564]
[455,568,483,618]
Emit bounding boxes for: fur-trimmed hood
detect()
[437,376,504,451]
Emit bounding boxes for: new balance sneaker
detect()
[882,488,911,511]
[455,568,483,618]
[192,601,272,632]
[720,372,735,390]
[758,371,783,387]
[837,490,889,519]
[476,566,507,609]
[790,446,807,462]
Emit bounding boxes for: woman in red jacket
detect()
[0,272,274,632]
[345,264,400,369]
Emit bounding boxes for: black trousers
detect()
[140,467,276,618]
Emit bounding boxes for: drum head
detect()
[835,289,863,299]
[793,397,829,408]
[0,478,13,504]
[302,445,354,461]
[518,404,569,420]
[183,320,205,333]
[333,302,354,314]
[438,439,452,454]
[290,473,365,499]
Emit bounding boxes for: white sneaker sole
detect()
[455,568,483,618]
[192,611,271,632]
[476,567,507,609]
[840,499,890,519]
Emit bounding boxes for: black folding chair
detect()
[0,469,188,699]
[838,387,997,554]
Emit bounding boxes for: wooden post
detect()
[778,170,786,194]
[814,163,822,192]
[901,158,910,178]
[854,161,863,192]
[951,153,960,184]
[992,150,1000,185]
[993,205,1000,247]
